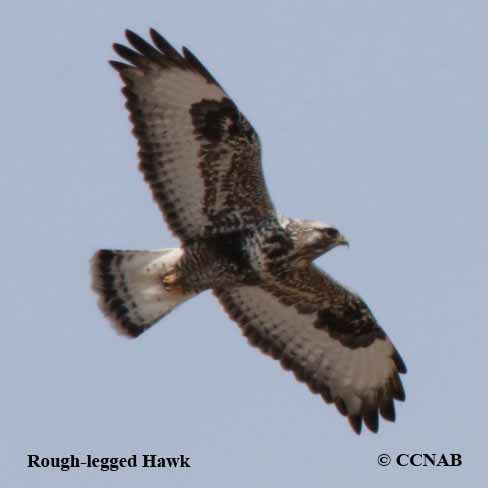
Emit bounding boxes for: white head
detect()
[281,217,349,262]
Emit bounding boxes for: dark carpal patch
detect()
[315,299,386,349]
[190,97,243,143]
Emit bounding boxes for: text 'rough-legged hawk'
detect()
[91,29,406,434]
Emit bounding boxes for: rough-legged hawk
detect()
[91,29,406,434]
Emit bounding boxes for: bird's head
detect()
[284,218,349,262]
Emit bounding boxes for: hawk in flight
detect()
[91,29,406,434]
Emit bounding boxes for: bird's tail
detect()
[90,248,196,337]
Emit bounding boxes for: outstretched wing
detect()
[111,29,275,242]
[215,265,406,434]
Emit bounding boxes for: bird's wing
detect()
[214,265,406,434]
[111,29,275,242]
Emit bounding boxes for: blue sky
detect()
[2,1,486,486]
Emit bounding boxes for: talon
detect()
[161,272,181,292]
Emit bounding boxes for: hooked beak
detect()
[336,234,349,248]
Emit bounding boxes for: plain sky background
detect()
[2,0,486,486]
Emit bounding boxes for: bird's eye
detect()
[324,228,339,239]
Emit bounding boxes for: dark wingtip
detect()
[113,42,147,67]
[149,27,167,46]
[380,398,396,422]
[182,46,222,87]
[113,42,126,56]
[113,42,133,59]
[149,28,183,62]
[391,373,406,402]
[124,29,164,64]
[392,348,407,374]
[348,415,362,434]
[125,30,145,50]
[335,398,347,416]
[125,29,138,41]
[363,408,379,433]
[109,60,132,72]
